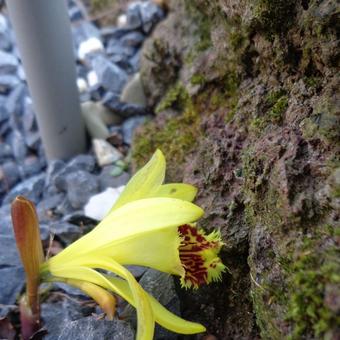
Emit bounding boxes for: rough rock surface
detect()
[133,0,340,338]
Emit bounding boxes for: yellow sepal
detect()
[110,149,165,211]
[152,183,197,202]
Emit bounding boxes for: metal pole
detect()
[5,0,86,160]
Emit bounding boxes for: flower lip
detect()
[178,224,226,289]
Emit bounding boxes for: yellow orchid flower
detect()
[39,150,226,340]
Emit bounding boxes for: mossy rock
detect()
[132,85,201,181]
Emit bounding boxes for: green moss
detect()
[191,74,206,86]
[184,1,212,52]
[253,0,296,38]
[155,82,188,114]
[268,96,288,123]
[285,234,340,339]
[250,90,289,134]
[241,147,284,227]
[132,85,200,180]
[90,0,115,11]
[301,97,340,144]
[250,288,282,339]
[304,76,322,90]
[265,89,286,107]
[230,30,246,50]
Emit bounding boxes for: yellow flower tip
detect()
[64,278,117,320]
[178,224,226,289]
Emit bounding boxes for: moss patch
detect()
[190,73,207,86]
[249,89,289,134]
[155,82,188,113]
[285,229,340,339]
[253,0,296,38]
[132,85,200,181]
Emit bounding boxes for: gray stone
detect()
[91,55,128,94]
[17,65,26,81]
[0,161,20,194]
[24,130,41,150]
[46,160,66,183]
[0,50,18,75]
[5,83,27,124]
[81,102,114,140]
[18,155,43,179]
[72,21,101,49]
[0,142,12,159]
[22,97,36,132]
[0,204,11,230]
[140,2,164,34]
[83,101,122,126]
[129,50,141,73]
[126,2,143,30]
[0,74,20,94]
[106,39,136,58]
[120,31,145,47]
[9,130,27,161]
[101,27,133,41]
[125,265,147,278]
[36,193,65,222]
[57,317,135,340]
[69,6,83,22]
[0,95,9,123]
[122,116,147,145]
[48,221,81,245]
[102,93,149,118]
[67,154,96,173]
[52,282,87,298]
[0,234,21,267]
[99,166,130,190]
[52,155,96,192]
[42,298,94,340]
[120,73,146,106]
[2,173,46,205]
[55,196,75,216]
[92,139,123,167]
[0,304,17,319]
[110,55,133,73]
[0,267,25,305]
[65,170,99,209]
[0,14,12,51]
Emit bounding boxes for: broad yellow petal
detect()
[153,184,197,202]
[71,227,184,277]
[48,198,203,265]
[110,149,165,211]
[104,275,206,335]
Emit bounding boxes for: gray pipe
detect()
[5,0,86,160]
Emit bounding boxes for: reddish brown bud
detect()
[11,196,44,339]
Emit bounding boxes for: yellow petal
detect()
[104,275,206,335]
[48,265,154,340]
[51,277,116,320]
[152,184,197,202]
[49,198,203,264]
[88,227,184,277]
[110,149,165,211]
